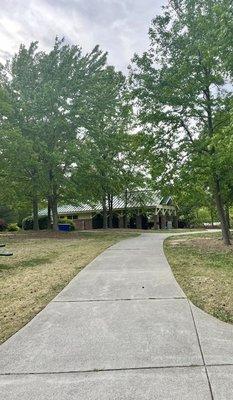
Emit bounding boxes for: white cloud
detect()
[0,0,165,72]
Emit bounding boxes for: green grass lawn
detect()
[0,230,137,344]
[164,232,233,324]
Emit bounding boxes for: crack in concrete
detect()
[188,300,215,400]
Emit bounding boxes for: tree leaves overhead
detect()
[70,65,146,219]
[0,39,108,228]
[1,38,144,229]
[1,1,232,237]
[131,0,233,243]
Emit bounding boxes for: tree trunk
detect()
[124,189,128,229]
[32,196,39,231]
[51,192,59,231]
[48,169,59,231]
[214,178,231,245]
[225,204,231,230]
[102,196,107,229]
[47,196,52,230]
[202,80,230,245]
[210,207,214,228]
[225,204,232,238]
[108,194,113,229]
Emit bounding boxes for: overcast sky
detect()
[0,0,165,72]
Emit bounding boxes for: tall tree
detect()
[131,0,233,244]
[4,39,107,230]
[0,83,34,223]
[71,66,143,228]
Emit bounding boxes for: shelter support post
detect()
[136,214,142,229]
[173,215,178,229]
[154,213,159,230]
[160,214,167,230]
[118,213,124,229]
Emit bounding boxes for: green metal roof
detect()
[39,191,173,216]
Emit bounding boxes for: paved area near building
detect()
[0,233,233,399]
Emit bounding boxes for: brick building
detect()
[39,192,178,230]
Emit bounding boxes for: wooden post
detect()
[161,214,167,230]
[118,213,124,229]
[136,214,142,229]
[173,215,178,229]
[154,213,159,230]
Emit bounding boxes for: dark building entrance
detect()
[109,213,119,228]
[128,214,137,229]
[92,213,103,229]
[141,214,149,229]
[92,213,119,229]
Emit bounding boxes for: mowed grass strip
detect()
[0,230,137,344]
[164,233,233,324]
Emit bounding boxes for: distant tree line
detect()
[0,0,233,244]
[0,39,145,231]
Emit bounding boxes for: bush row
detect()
[0,216,76,231]
[22,216,49,230]
[22,216,76,231]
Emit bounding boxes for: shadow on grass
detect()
[0,256,54,271]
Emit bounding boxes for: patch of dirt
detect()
[184,237,233,254]
[169,239,189,246]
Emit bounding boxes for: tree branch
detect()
[180,120,194,143]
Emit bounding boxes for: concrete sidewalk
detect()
[0,234,233,399]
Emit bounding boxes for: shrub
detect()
[22,216,76,231]
[58,218,76,231]
[22,216,33,230]
[38,216,49,230]
[22,215,49,230]
[0,218,7,232]
[8,223,20,232]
